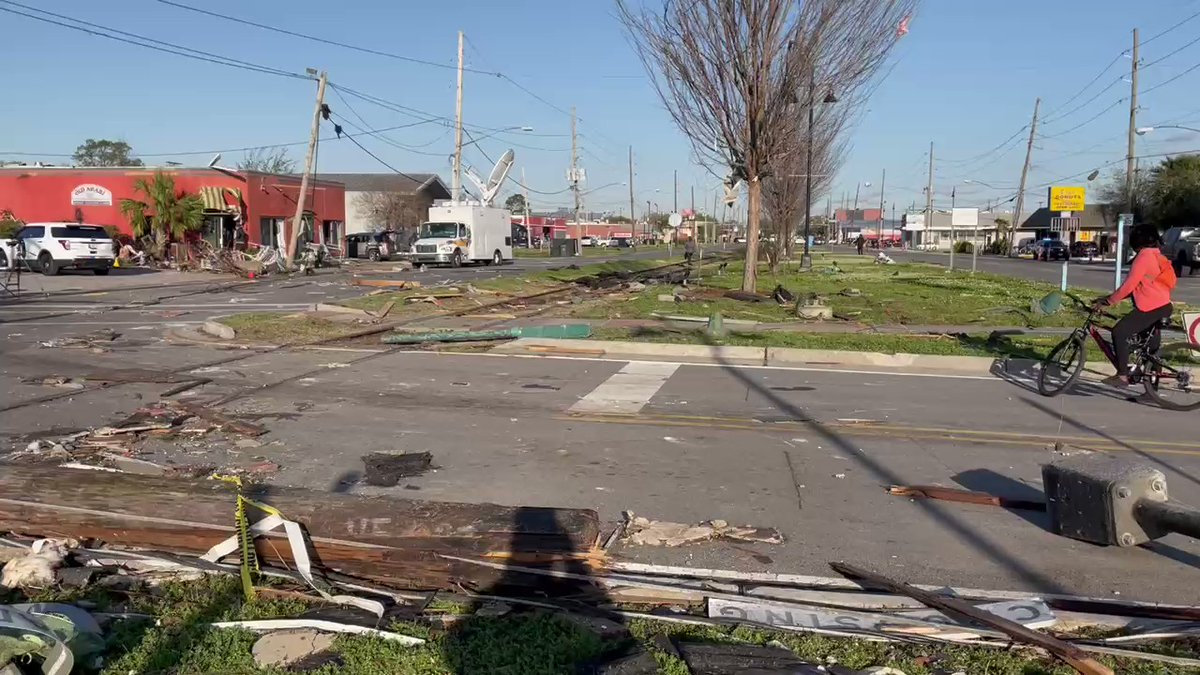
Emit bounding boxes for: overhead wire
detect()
[0,1,307,80]
[1142,58,1200,94]
[1140,33,1200,70]
[1142,8,1200,46]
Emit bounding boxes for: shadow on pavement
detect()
[951,468,1050,530]
[697,333,1070,594]
[440,507,636,675]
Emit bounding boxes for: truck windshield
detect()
[420,222,460,238]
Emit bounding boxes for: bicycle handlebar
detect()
[1062,291,1120,322]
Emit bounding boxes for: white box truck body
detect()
[410,201,513,267]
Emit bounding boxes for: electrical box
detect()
[1042,456,1169,547]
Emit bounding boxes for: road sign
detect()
[1049,186,1086,212]
[668,213,682,227]
[951,207,979,228]
[1185,312,1200,346]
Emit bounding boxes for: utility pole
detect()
[1126,28,1140,214]
[673,169,678,213]
[878,168,886,247]
[570,105,582,237]
[452,31,465,202]
[924,141,934,252]
[522,167,532,246]
[853,182,861,211]
[691,185,695,241]
[1012,97,1041,259]
[628,146,636,238]
[949,186,957,270]
[286,69,327,269]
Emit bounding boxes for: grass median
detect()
[15,575,1194,674]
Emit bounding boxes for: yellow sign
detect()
[1049,186,1086,212]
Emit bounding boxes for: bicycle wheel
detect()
[1038,336,1086,396]
[1143,342,1200,411]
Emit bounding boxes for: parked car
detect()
[1034,238,1070,261]
[580,235,597,247]
[344,231,402,261]
[2,222,114,275]
[1070,241,1099,258]
[1161,226,1200,275]
[608,237,635,249]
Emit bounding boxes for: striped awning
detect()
[198,186,243,213]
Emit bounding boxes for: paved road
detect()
[893,249,1200,306]
[2,303,1196,602]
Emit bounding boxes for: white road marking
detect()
[569,361,680,414]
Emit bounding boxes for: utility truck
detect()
[411,150,515,267]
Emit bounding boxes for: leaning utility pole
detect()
[1012,97,1041,258]
[628,146,637,237]
[451,31,465,202]
[673,169,678,213]
[570,106,582,236]
[924,141,934,251]
[1125,28,1140,214]
[286,70,327,269]
[878,168,886,247]
[522,167,531,244]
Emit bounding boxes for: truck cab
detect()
[410,202,513,267]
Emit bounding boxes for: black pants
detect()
[1111,303,1172,375]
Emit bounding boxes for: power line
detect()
[1040,54,1124,120]
[1140,33,1200,70]
[1039,77,1123,126]
[330,113,449,158]
[334,124,429,185]
[0,1,306,80]
[1142,8,1200,46]
[1038,98,1126,139]
[1142,58,1200,94]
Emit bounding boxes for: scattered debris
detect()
[314,303,371,317]
[168,400,267,437]
[874,251,896,265]
[351,278,422,289]
[625,281,646,292]
[772,284,796,305]
[1,539,75,589]
[371,300,396,320]
[840,287,863,297]
[795,294,832,320]
[251,629,336,669]
[20,376,84,390]
[624,514,783,547]
[706,311,726,338]
[723,289,769,303]
[382,324,591,344]
[888,485,1047,511]
[201,320,236,340]
[38,328,119,350]
[361,452,433,486]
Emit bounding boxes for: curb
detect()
[491,337,1120,377]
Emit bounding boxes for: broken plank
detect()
[351,278,422,289]
[169,401,267,437]
[887,485,1047,511]
[829,562,1113,675]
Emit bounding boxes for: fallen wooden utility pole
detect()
[887,485,1047,511]
[0,465,601,591]
[830,562,1115,675]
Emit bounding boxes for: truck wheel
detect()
[490,249,503,266]
[368,248,381,262]
[450,250,463,268]
[0,250,7,268]
[38,252,59,276]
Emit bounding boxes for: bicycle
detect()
[1037,293,1200,410]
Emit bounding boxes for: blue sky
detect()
[5,0,1200,218]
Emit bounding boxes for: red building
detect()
[0,166,346,249]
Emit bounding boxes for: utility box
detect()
[550,238,579,257]
[1042,456,1169,547]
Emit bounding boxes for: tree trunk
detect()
[742,177,762,292]
[152,227,167,261]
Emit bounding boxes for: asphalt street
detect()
[893,248,1200,306]
[1,248,1196,604]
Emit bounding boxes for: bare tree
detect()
[354,192,420,238]
[618,0,915,290]
[238,147,296,174]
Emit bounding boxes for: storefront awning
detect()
[199,186,243,214]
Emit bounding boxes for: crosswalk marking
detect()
[569,361,680,414]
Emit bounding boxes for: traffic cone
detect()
[113,258,121,268]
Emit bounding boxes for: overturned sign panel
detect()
[709,597,1055,638]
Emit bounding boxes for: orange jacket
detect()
[1108,247,1172,311]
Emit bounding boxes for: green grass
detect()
[513,245,653,258]
[5,576,1193,674]
[571,254,1144,328]
[218,312,360,344]
[591,325,1113,362]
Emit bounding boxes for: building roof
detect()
[1018,204,1115,231]
[314,172,449,197]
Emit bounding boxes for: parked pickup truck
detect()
[1162,226,1200,275]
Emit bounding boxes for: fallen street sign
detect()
[1185,312,1199,346]
[709,597,1055,639]
[1049,186,1086,212]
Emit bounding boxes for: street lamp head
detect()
[1136,127,1154,135]
[519,126,534,132]
[1087,169,1100,181]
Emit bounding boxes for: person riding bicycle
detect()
[1095,225,1177,387]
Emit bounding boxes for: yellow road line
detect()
[556,413,1200,457]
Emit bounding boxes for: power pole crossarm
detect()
[1126,28,1140,213]
[1012,97,1041,257]
[286,70,327,269]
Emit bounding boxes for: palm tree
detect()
[119,171,204,260]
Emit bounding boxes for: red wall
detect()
[0,168,345,246]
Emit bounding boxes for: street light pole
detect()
[801,67,816,269]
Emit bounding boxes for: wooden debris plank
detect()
[351,278,423,289]
[887,485,1047,511]
[830,562,1114,675]
[169,401,267,437]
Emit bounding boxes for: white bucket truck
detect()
[410,149,515,267]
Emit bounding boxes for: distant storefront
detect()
[0,166,346,249]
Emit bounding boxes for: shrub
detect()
[953,240,974,254]
[0,212,22,239]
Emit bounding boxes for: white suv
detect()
[3,222,115,275]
